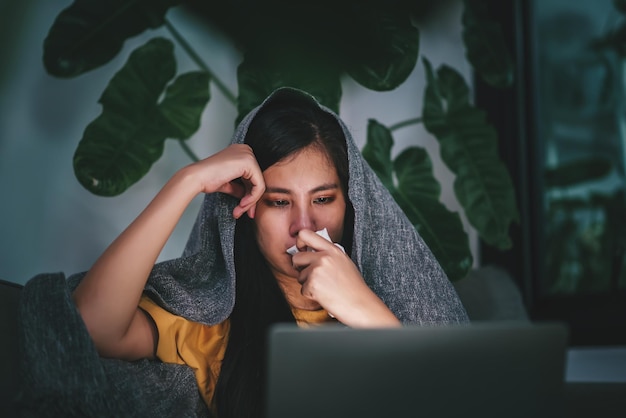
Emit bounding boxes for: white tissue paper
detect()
[286,228,345,255]
[287,228,343,319]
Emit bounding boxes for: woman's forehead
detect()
[264,147,338,185]
[268,143,334,170]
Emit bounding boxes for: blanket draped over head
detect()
[18,88,468,417]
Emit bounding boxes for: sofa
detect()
[1,270,624,417]
[1,279,21,418]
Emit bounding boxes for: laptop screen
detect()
[266,322,568,418]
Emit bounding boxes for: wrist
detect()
[352,307,402,328]
[343,295,402,328]
[167,164,205,200]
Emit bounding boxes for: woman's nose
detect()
[289,205,315,236]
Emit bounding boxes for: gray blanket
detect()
[18,273,209,417]
[17,88,468,417]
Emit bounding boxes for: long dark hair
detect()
[214,91,354,418]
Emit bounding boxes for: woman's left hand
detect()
[291,230,401,328]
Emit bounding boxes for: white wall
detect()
[0,0,475,285]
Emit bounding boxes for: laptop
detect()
[266,321,568,418]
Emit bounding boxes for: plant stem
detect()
[389,117,423,132]
[178,140,200,162]
[164,18,237,105]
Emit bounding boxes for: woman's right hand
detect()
[74,143,264,361]
[186,144,265,219]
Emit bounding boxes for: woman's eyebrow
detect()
[310,183,340,193]
[264,183,339,195]
[264,187,291,194]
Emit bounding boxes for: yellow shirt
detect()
[139,296,335,411]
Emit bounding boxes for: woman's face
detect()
[254,145,346,281]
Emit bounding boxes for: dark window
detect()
[477,0,626,346]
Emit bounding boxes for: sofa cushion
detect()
[0,279,23,417]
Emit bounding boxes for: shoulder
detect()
[139,295,230,355]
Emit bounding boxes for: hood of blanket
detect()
[144,87,468,326]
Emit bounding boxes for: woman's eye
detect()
[314,196,335,204]
[263,197,289,207]
[272,200,289,207]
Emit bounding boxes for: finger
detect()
[247,203,257,219]
[241,174,265,206]
[295,229,336,252]
[299,279,317,301]
[217,180,245,199]
[233,200,258,219]
[219,180,250,219]
[237,164,265,201]
[291,251,332,281]
[291,251,313,274]
[233,180,264,219]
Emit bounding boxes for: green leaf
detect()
[43,0,181,78]
[461,0,514,88]
[346,4,419,91]
[187,1,417,92]
[236,53,342,124]
[393,146,441,201]
[423,59,520,250]
[393,148,473,281]
[158,71,211,139]
[363,120,472,281]
[74,38,209,196]
[362,120,395,190]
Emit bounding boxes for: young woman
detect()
[65,88,468,417]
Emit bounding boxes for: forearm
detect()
[72,167,201,349]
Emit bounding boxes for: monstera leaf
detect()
[236,52,342,124]
[345,3,420,91]
[183,0,419,93]
[422,59,519,250]
[43,0,181,77]
[73,38,210,196]
[363,120,473,281]
[462,0,513,88]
